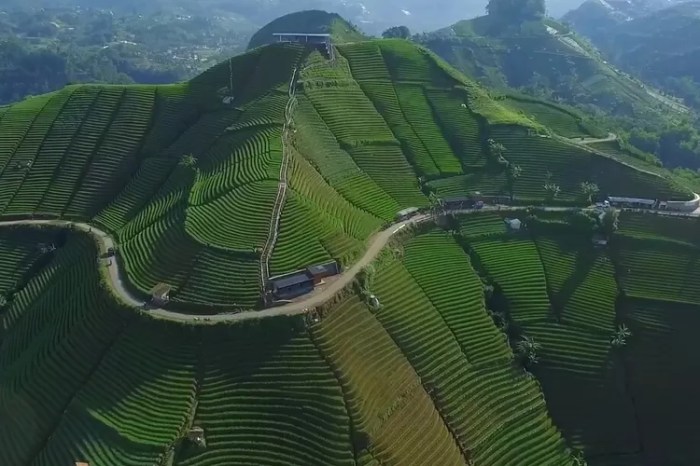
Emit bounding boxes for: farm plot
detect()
[426,88,486,168]
[348,144,427,208]
[535,236,617,331]
[378,40,454,86]
[34,320,197,466]
[489,126,691,202]
[457,212,510,239]
[295,95,399,220]
[0,92,53,177]
[402,232,510,364]
[338,42,392,81]
[393,84,463,175]
[0,89,74,214]
[5,87,100,215]
[622,299,700,465]
[0,228,49,297]
[175,320,354,466]
[186,180,278,251]
[38,86,126,214]
[612,235,700,304]
[357,80,441,177]
[427,171,508,198]
[311,296,465,466]
[66,86,157,218]
[304,83,396,145]
[371,255,572,465]
[528,236,638,457]
[0,233,131,466]
[504,97,590,138]
[618,211,700,246]
[469,237,551,323]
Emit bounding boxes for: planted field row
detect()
[622,299,700,465]
[0,92,53,177]
[504,97,590,138]
[349,144,427,208]
[338,43,392,81]
[613,235,700,304]
[535,236,618,331]
[0,89,75,214]
[176,321,354,466]
[312,296,465,466]
[305,83,396,145]
[403,232,510,364]
[458,212,511,239]
[426,88,485,168]
[489,126,691,202]
[295,96,399,221]
[470,237,551,323]
[358,80,441,177]
[0,228,47,296]
[0,233,131,465]
[427,170,508,198]
[372,255,572,465]
[618,211,700,246]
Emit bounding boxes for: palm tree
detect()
[179,153,198,168]
[515,336,541,366]
[611,324,632,348]
[580,181,599,205]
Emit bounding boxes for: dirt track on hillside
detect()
[1,203,697,324]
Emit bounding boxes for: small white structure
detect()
[505,218,522,231]
[150,283,172,306]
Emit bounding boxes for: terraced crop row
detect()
[295,95,399,220]
[613,235,700,304]
[0,233,131,465]
[349,144,427,208]
[372,252,572,465]
[504,97,590,138]
[305,83,396,145]
[403,232,510,364]
[618,211,700,245]
[312,296,465,466]
[427,171,508,198]
[426,88,485,168]
[623,299,700,465]
[0,93,53,177]
[0,89,74,214]
[358,80,441,177]
[489,126,691,202]
[458,212,510,239]
[470,237,551,323]
[0,229,46,296]
[176,321,354,466]
[530,236,638,456]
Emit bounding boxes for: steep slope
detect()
[565,1,700,108]
[0,38,692,312]
[247,10,366,50]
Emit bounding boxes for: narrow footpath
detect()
[1,204,697,324]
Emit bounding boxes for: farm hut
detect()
[592,234,608,247]
[75,462,90,466]
[270,271,315,299]
[187,427,206,447]
[608,196,656,209]
[307,261,340,285]
[444,196,474,210]
[396,207,420,221]
[150,283,172,306]
[505,218,522,231]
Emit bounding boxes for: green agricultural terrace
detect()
[1,32,700,466]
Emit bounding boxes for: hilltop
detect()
[2,33,700,466]
[247,10,366,50]
[0,38,691,310]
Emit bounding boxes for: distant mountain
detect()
[564,1,700,108]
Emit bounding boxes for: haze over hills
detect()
[2,7,700,466]
[565,1,700,108]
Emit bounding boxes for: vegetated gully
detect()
[1,204,698,324]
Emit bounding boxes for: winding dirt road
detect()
[1,203,697,323]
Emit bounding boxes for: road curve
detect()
[0,204,697,324]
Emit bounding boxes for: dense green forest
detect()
[0,8,253,104]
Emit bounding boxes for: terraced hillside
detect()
[4,210,700,465]
[0,38,690,310]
